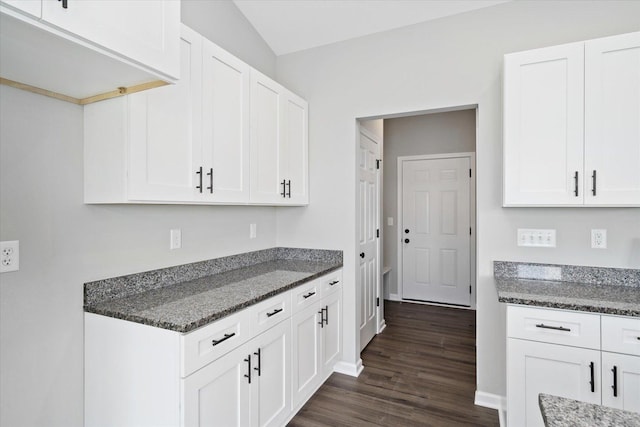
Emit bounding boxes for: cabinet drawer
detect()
[320,269,343,296]
[181,309,251,377]
[292,279,322,314]
[602,315,640,356]
[249,291,292,336]
[507,306,600,349]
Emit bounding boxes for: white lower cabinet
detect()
[85,269,342,427]
[508,339,601,427]
[507,305,640,427]
[182,320,290,427]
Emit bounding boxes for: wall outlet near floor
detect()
[0,241,19,273]
[249,223,257,239]
[591,229,607,249]
[170,229,181,250]
[517,229,556,247]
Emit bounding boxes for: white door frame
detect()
[397,152,476,309]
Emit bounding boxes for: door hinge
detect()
[469,168,472,178]
[469,285,472,294]
[376,229,380,238]
[376,297,380,307]
[376,159,381,170]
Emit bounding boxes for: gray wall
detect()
[0,2,277,425]
[382,109,476,297]
[274,0,640,400]
[181,0,276,78]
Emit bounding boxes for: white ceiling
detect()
[233,0,510,56]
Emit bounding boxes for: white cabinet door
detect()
[508,339,601,427]
[41,0,179,79]
[251,320,291,427]
[291,302,322,409]
[201,40,251,203]
[250,71,309,205]
[1,0,41,17]
[127,27,202,202]
[504,42,585,206]
[602,352,640,414]
[280,91,309,205]
[585,32,640,206]
[182,342,252,427]
[250,71,284,204]
[321,291,342,374]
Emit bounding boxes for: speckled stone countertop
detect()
[539,394,640,427]
[84,248,342,333]
[494,261,640,317]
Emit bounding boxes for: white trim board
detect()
[333,359,364,378]
[475,391,506,427]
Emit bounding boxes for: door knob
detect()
[360,252,365,258]
[405,229,409,234]
[404,239,410,243]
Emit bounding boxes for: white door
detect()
[252,321,291,427]
[201,39,251,203]
[585,32,640,206]
[508,339,601,427]
[602,352,640,413]
[401,157,471,306]
[128,27,203,202]
[358,127,379,351]
[503,42,585,206]
[182,342,251,427]
[41,0,180,79]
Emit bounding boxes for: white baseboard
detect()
[387,293,401,301]
[377,320,387,333]
[475,391,506,427]
[333,359,364,377]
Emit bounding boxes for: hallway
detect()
[288,301,500,426]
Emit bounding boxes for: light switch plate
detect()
[517,229,556,247]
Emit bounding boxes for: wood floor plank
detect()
[288,301,499,427]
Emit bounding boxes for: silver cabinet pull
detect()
[535,323,571,332]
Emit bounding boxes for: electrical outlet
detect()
[249,223,257,239]
[0,241,19,273]
[591,229,607,249]
[170,229,181,250]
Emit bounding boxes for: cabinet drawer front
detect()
[507,306,600,349]
[320,269,343,296]
[250,291,292,336]
[602,316,640,356]
[292,280,322,314]
[181,309,251,377]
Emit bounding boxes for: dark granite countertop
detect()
[539,394,640,427]
[495,277,640,317]
[84,248,342,333]
[494,261,640,317]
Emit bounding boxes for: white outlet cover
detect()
[250,223,257,239]
[170,229,181,250]
[0,240,19,273]
[591,229,607,249]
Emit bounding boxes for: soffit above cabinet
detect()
[0,3,179,103]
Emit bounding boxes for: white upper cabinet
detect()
[0,0,179,100]
[201,40,251,203]
[250,71,309,205]
[84,25,307,206]
[584,32,640,205]
[503,31,640,207]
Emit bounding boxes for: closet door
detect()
[503,42,585,206]
[584,31,640,206]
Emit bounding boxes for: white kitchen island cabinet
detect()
[0,0,180,100]
[503,31,640,207]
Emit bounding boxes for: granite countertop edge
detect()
[497,293,640,317]
[539,393,640,427]
[84,264,342,333]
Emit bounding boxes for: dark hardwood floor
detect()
[288,301,500,427]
